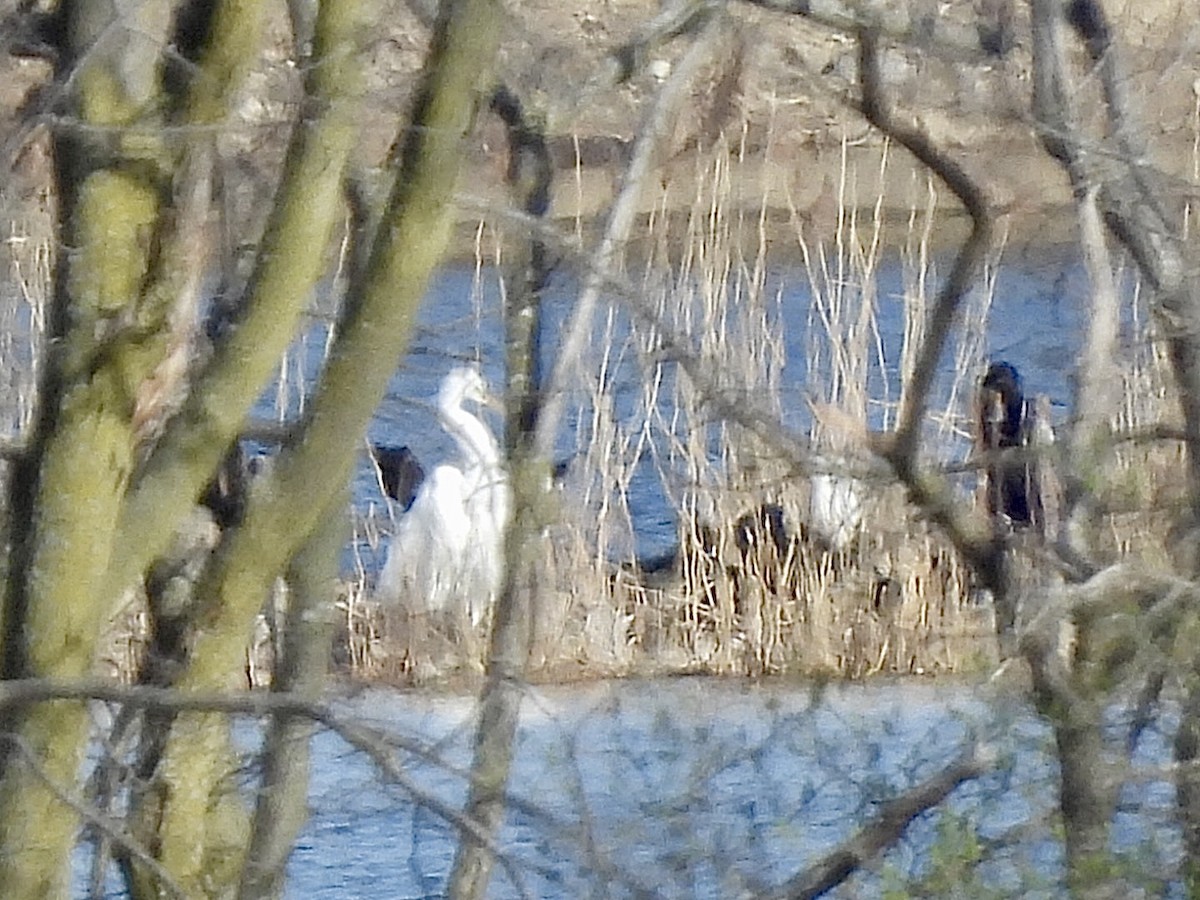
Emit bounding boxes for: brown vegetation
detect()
[1,0,1199,896]
[339,121,1185,685]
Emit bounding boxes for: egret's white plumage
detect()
[377,367,510,627]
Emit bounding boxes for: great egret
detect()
[376,367,510,629]
[978,360,1042,528]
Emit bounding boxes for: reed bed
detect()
[1,122,1187,688]
[357,132,1013,682]
[592,135,1004,678]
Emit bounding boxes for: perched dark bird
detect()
[980,362,1024,447]
[372,444,426,513]
[201,442,250,531]
[978,361,1042,529]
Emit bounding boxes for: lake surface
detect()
[73,675,1182,897]
[282,677,1176,898]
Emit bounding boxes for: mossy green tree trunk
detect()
[126,4,501,891]
[0,0,503,895]
[0,3,208,893]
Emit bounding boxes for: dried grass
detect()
[4,114,1184,688]
[357,129,1013,682]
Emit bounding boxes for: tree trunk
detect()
[132,0,503,892]
[239,489,346,899]
[0,3,175,893]
[446,83,551,899]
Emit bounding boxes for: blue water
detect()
[278,252,1101,567]
[72,677,1183,898]
[280,678,1177,897]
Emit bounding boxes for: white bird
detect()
[377,367,510,629]
[809,461,864,552]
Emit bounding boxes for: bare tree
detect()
[0,0,1196,896]
[0,0,504,895]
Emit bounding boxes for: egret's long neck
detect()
[440,402,502,471]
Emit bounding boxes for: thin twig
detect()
[852,26,1013,643]
[741,0,992,62]
[0,733,187,900]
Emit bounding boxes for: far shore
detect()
[444,125,1182,268]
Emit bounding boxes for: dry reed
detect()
[358,124,1011,682]
[4,109,1184,689]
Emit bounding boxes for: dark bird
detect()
[201,442,250,531]
[733,503,790,560]
[372,444,426,513]
[978,361,1042,529]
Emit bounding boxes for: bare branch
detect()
[1060,184,1123,567]
[609,0,720,82]
[0,734,186,900]
[765,747,993,900]
[447,80,554,899]
[851,25,1013,645]
[533,11,727,459]
[856,27,992,461]
[741,0,994,60]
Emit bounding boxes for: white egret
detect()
[376,367,510,629]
